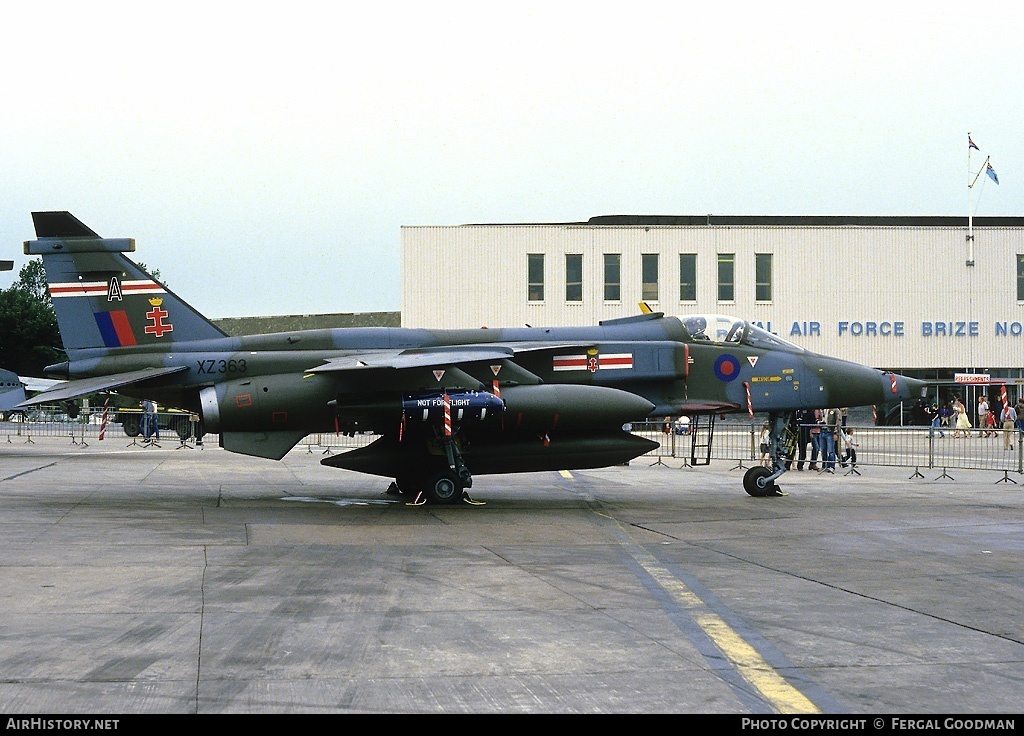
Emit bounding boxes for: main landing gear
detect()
[390,433,484,506]
[400,470,484,506]
[743,411,794,497]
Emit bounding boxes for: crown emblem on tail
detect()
[148,297,164,307]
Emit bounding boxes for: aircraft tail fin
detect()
[24,212,226,352]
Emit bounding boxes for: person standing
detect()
[1000,401,1017,450]
[793,408,814,470]
[977,396,991,438]
[822,407,840,472]
[141,399,159,442]
[929,404,945,438]
[954,397,971,438]
[808,409,822,470]
[758,421,772,467]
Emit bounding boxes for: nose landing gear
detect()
[743,411,793,497]
[743,465,785,497]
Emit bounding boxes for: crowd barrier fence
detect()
[5,408,1021,481]
[628,419,1024,480]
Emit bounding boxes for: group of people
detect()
[929,394,1021,450]
[780,408,858,473]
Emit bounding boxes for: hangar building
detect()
[401,214,1024,404]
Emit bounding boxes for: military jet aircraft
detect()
[19,211,926,502]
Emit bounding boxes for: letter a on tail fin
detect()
[24,212,226,354]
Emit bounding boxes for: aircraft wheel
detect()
[743,466,777,497]
[425,471,462,505]
[123,419,141,437]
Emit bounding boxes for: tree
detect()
[0,258,64,376]
[15,259,50,304]
[136,263,165,288]
[0,287,63,376]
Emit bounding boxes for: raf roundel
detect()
[713,354,741,382]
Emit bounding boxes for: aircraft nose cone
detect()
[812,357,881,407]
[887,374,928,402]
[811,356,926,408]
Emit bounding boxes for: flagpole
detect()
[965,134,982,375]
[966,137,987,268]
[967,133,973,266]
[967,133,977,267]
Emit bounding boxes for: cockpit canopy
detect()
[673,314,805,353]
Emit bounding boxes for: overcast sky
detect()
[1,1,1019,318]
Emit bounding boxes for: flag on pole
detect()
[987,162,999,184]
[968,134,980,151]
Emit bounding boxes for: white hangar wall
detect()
[401,217,1024,374]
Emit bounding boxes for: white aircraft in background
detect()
[0,370,64,415]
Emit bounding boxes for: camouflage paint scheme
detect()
[21,212,926,502]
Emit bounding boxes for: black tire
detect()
[743,466,776,497]
[123,418,141,437]
[174,418,191,441]
[425,471,462,505]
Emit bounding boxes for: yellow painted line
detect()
[560,469,817,713]
[627,540,820,714]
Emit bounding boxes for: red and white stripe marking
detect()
[98,395,109,440]
[443,393,452,437]
[49,280,165,298]
[552,353,633,371]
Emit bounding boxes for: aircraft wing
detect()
[306,342,595,373]
[20,376,65,393]
[307,346,516,373]
[15,366,189,407]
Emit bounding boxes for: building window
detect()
[528,253,544,301]
[679,253,696,301]
[604,253,621,301]
[755,253,773,302]
[641,254,659,302]
[1018,254,1024,301]
[565,254,583,302]
[717,253,735,302]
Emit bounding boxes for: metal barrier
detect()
[5,407,1022,480]
[628,419,1024,479]
[300,432,379,455]
[1,406,203,447]
[630,419,757,467]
